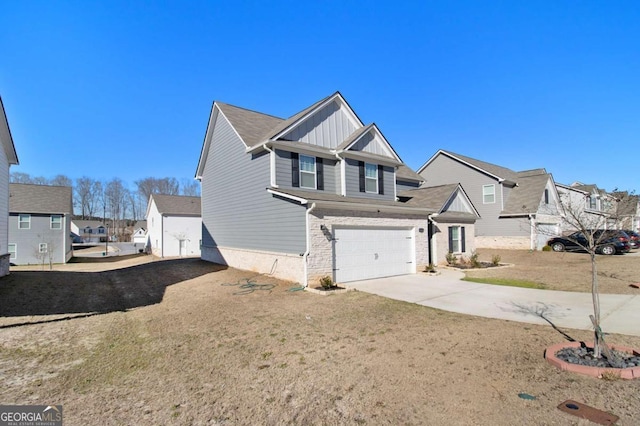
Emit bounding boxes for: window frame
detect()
[299,154,317,189]
[18,214,31,229]
[50,214,62,230]
[449,226,462,253]
[482,184,496,204]
[8,243,16,260]
[39,243,48,253]
[364,163,378,193]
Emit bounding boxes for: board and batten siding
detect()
[274,149,339,194]
[201,112,307,255]
[281,101,357,149]
[420,154,511,236]
[344,158,395,201]
[349,131,390,157]
[8,214,70,265]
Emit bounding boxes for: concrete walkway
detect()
[346,269,640,337]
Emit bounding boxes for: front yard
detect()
[1,253,639,425]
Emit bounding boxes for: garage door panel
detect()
[333,227,415,283]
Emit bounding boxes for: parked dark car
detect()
[547,230,631,255]
[623,230,640,249]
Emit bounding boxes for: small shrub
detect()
[424,263,436,273]
[319,275,335,289]
[600,370,621,381]
[541,245,552,252]
[469,251,480,268]
[445,252,457,265]
[491,254,501,266]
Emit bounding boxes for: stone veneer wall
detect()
[0,253,10,278]
[201,246,304,284]
[306,208,430,285]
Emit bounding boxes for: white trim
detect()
[8,243,16,260]
[50,214,62,230]
[266,189,309,205]
[364,162,378,193]
[18,214,30,229]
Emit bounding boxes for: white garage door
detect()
[333,227,415,283]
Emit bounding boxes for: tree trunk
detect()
[590,251,601,358]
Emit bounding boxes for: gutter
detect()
[302,202,317,288]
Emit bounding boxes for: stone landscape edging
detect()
[545,341,640,379]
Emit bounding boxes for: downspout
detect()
[302,202,317,288]
[262,143,277,187]
[529,214,535,250]
[428,213,439,265]
[161,214,164,258]
[334,152,346,196]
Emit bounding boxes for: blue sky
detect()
[1,1,639,193]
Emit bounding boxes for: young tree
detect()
[181,178,200,196]
[554,186,636,362]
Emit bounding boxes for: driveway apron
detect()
[346,269,640,337]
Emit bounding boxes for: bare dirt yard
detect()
[1,250,639,425]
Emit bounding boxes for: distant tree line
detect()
[10,172,200,225]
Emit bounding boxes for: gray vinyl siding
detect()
[281,101,356,149]
[274,149,339,194]
[344,158,395,201]
[8,213,72,264]
[396,180,421,192]
[420,154,507,236]
[201,112,307,254]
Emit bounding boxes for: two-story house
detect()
[0,97,20,276]
[146,194,201,258]
[71,220,108,243]
[195,92,446,286]
[418,150,562,250]
[9,183,73,265]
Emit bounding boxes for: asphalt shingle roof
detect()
[501,172,550,215]
[216,103,283,147]
[151,194,201,216]
[441,150,520,183]
[9,183,72,214]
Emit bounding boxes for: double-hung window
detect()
[482,184,495,204]
[364,163,378,193]
[51,215,62,230]
[299,154,316,189]
[448,226,465,253]
[8,244,16,260]
[18,214,30,229]
[39,243,48,253]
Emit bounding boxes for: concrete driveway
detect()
[346,269,640,337]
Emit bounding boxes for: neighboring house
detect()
[71,220,108,243]
[132,220,148,246]
[195,92,441,286]
[0,97,19,276]
[146,194,201,258]
[417,150,562,250]
[399,183,480,265]
[9,183,73,265]
[612,192,640,232]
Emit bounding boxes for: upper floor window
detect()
[483,185,495,204]
[85,227,93,234]
[544,189,549,204]
[98,226,105,234]
[364,163,378,193]
[292,153,324,190]
[51,215,62,230]
[359,162,384,195]
[588,196,598,210]
[299,154,316,189]
[18,214,30,229]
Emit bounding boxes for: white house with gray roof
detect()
[9,183,73,265]
[418,150,562,250]
[0,97,19,276]
[195,92,447,286]
[146,194,201,258]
